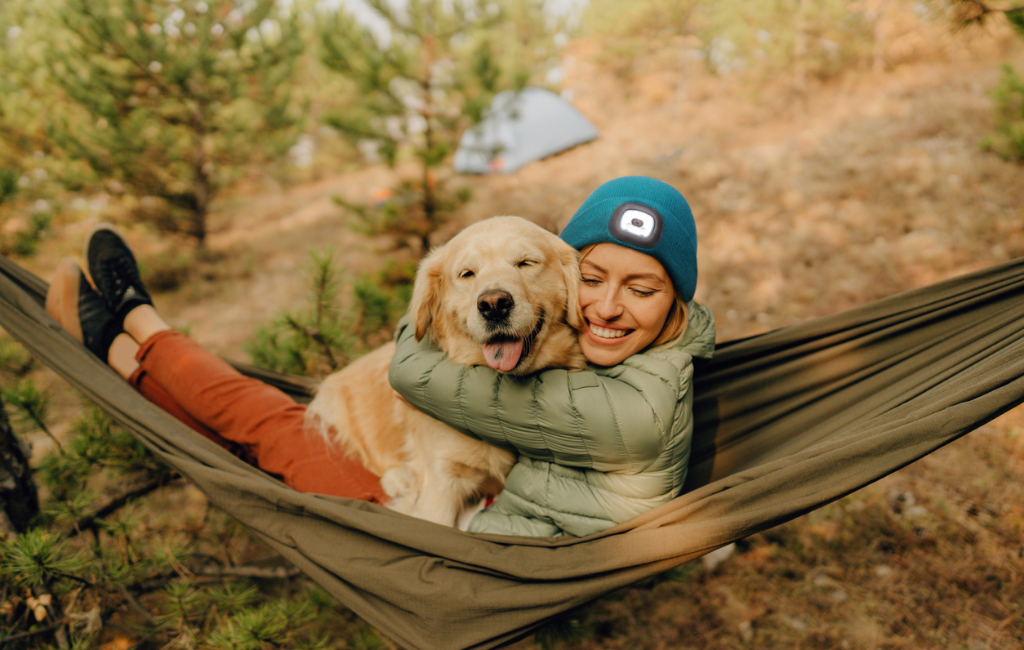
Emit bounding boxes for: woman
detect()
[45,176,714,537]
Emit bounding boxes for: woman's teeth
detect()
[589,324,627,339]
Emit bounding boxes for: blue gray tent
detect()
[454,87,599,174]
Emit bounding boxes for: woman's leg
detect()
[107,333,253,461]
[116,314,385,501]
[129,327,388,503]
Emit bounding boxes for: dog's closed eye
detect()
[459,269,475,279]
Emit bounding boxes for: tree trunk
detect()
[872,0,889,73]
[793,0,811,95]
[0,394,39,536]
[191,104,210,251]
[420,32,437,255]
[421,162,435,254]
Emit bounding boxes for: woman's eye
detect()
[581,277,601,286]
[459,269,475,279]
[630,288,656,297]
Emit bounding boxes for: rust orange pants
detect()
[127,330,388,504]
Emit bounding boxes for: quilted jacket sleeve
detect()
[388,316,693,473]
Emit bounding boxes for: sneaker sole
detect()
[45,258,85,344]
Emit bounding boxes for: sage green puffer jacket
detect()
[388,302,716,537]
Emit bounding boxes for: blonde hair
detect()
[578,244,689,350]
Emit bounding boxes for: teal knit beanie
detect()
[559,176,698,301]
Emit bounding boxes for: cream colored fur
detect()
[306,216,585,527]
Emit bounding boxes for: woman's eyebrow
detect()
[623,273,667,284]
[581,261,666,284]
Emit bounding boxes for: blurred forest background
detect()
[1,0,1023,648]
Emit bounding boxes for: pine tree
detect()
[949,1,1024,162]
[40,0,306,249]
[318,0,565,254]
[0,0,60,257]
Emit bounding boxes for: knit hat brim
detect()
[559,177,698,301]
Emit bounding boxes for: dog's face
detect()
[409,216,585,375]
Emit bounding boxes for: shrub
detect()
[140,249,196,293]
[0,205,53,258]
[980,63,1024,162]
[245,251,414,378]
[582,0,876,82]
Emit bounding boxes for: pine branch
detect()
[283,315,342,371]
[65,0,184,102]
[952,0,1024,26]
[0,623,63,645]
[365,0,416,37]
[71,518,161,626]
[133,564,303,595]
[62,471,181,539]
[3,380,63,454]
[193,564,302,579]
[25,412,63,455]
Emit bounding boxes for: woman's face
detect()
[577,243,676,366]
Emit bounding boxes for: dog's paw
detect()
[381,465,419,500]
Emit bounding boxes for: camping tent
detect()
[453,87,599,174]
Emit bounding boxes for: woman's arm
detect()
[388,316,693,473]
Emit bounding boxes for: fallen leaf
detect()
[99,636,135,650]
[26,594,52,622]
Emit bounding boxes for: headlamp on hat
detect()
[559,176,698,302]
[609,203,663,248]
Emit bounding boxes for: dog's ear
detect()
[557,241,584,330]
[409,248,445,341]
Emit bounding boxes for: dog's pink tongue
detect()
[483,339,523,372]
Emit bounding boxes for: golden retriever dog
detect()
[306,216,585,527]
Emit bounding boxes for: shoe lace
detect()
[100,253,141,297]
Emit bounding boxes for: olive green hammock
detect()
[2,254,1023,650]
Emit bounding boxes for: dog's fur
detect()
[306,216,585,527]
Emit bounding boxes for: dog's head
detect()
[409,216,585,375]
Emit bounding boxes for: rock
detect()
[702,543,737,572]
[738,620,754,642]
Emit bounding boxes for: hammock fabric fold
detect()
[2,254,1023,650]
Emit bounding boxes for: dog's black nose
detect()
[477,290,514,322]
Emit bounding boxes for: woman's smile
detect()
[586,320,631,341]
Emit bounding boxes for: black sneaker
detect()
[84,224,153,322]
[45,258,124,359]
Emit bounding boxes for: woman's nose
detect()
[593,287,623,320]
